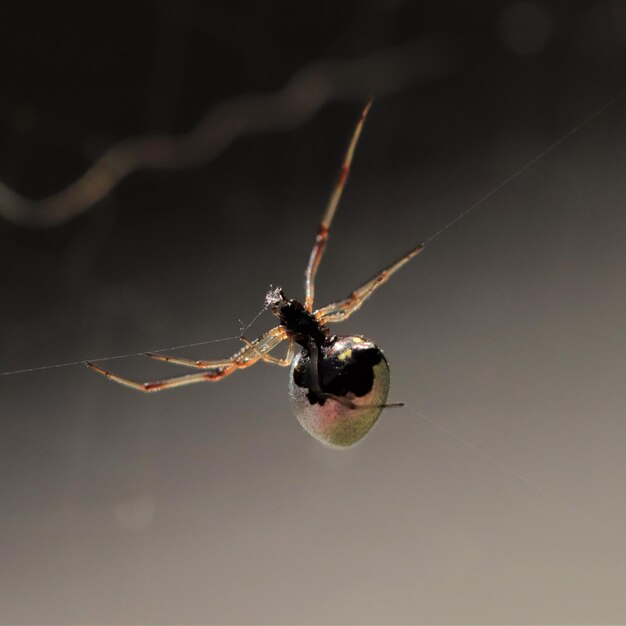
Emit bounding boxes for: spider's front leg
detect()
[304,100,372,311]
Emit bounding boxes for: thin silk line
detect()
[0,302,270,377]
[423,87,626,247]
[405,405,621,540]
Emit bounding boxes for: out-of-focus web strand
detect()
[0,88,624,377]
[0,37,452,228]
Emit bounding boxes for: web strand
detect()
[405,405,622,541]
[0,302,270,377]
[1,88,624,378]
[422,87,626,247]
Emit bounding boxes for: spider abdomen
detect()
[289,335,391,448]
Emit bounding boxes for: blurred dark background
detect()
[1,2,625,623]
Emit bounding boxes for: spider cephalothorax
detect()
[87,100,424,448]
[266,288,329,349]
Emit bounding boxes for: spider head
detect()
[266,285,298,323]
[266,286,303,324]
[265,286,287,313]
[265,285,293,322]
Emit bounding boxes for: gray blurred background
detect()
[1,2,625,623]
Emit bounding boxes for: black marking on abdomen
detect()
[293,337,383,405]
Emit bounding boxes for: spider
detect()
[87,100,424,448]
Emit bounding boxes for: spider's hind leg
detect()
[322,391,404,411]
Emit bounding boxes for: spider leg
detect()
[144,354,237,369]
[85,362,235,392]
[86,327,286,392]
[241,336,295,367]
[304,100,372,311]
[315,242,424,323]
[144,327,287,369]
